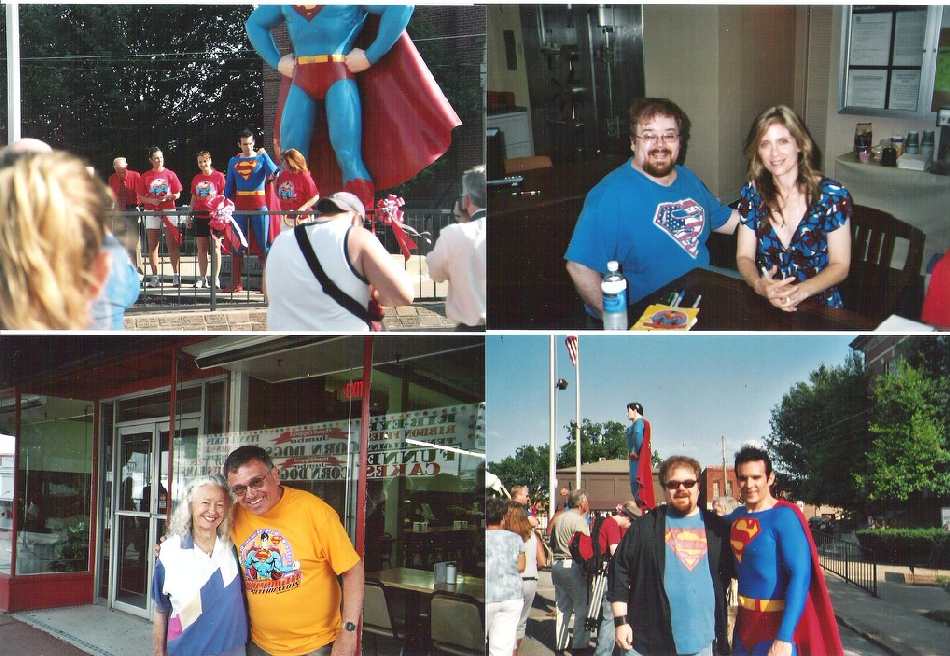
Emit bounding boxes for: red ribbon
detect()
[374,194,416,261]
[161,215,183,246]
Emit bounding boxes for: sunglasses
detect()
[229,474,269,497]
[664,479,698,490]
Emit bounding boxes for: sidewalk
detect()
[827,567,950,656]
[0,606,143,656]
[123,302,462,331]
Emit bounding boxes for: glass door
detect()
[109,418,199,618]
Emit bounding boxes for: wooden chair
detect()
[844,205,925,321]
[430,591,484,656]
[504,155,553,175]
[362,579,406,656]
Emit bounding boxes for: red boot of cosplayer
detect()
[222,256,245,294]
[343,179,374,213]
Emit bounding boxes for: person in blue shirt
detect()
[610,455,733,655]
[565,98,740,325]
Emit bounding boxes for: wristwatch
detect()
[343,621,357,632]
[614,615,628,628]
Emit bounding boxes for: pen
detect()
[672,289,685,307]
[691,294,702,308]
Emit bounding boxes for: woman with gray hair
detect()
[152,475,248,656]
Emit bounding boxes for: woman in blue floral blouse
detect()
[736,105,852,311]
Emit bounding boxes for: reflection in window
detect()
[0,393,15,574]
[16,396,93,574]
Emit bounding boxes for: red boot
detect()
[343,179,375,213]
[222,255,244,293]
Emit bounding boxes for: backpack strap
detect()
[294,224,372,328]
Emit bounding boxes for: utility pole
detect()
[6,2,22,144]
[721,435,729,498]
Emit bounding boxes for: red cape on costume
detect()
[637,419,656,509]
[273,15,461,197]
[776,499,844,656]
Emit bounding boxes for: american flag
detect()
[565,335,578,367]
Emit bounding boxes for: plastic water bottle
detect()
[601,261,628,330]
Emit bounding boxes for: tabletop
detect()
[630,268,876,331]
[370,567,485,603]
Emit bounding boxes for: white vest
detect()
[266,219,371,331]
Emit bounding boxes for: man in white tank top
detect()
[265,192,414,330]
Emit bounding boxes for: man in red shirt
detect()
[108,157,143,271]
[137,146,183,287]
[595,502,639,656]
[190,151,227,289]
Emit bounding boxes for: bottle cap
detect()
[607,261,619,272]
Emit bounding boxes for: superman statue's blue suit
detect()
[246,5,460,210]
[729,500,843,656]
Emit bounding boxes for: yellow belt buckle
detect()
[738,595,785,613]
[297,54,346,64]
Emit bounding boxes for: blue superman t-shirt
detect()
[664,511,716,655]
[565,160,732,310]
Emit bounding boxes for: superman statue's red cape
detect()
[637,419,656,509]
[273,14,461,199]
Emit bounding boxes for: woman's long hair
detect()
[167,474,234,541]
[743,105,823,230]
[503,501,533,542]
[281,148,309,173]
[0,152,110,329]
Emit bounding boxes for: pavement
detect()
[123,301,462,331]
[6,566,949,655]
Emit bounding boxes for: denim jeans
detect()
[552,559,590,650]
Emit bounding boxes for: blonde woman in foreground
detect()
[0,151,111,329]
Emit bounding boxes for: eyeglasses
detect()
[229,474,269,497]
[636,133,680,146]
[664,479,698,490]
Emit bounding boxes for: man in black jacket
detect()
[609,455,734,656]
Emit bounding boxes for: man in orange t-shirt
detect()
[225,446,364,656]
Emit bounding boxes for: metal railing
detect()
[815,532,878,597]
[106,207,453,311]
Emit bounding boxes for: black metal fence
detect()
[106,208,454,312]
[815,532,878,597]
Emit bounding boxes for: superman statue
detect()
[245,5,461,211]
[729,445,842,656]
[223,129,279,292]
[625,401,656,509]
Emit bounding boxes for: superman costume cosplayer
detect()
[729,500,842,655]
[245,5,461,210]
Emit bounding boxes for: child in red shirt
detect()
[190,151,227,289]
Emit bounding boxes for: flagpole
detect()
[548,335,557,525]
[6,2,21,144]
[575,337,581,489]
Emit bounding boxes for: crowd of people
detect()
[565,99,858,325]
[494,442,842,656]
[0,128,488,331]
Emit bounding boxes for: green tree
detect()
[1,4,260,180]
[488,443,552,500]
[764,352,871,512]
[856,360,950,502]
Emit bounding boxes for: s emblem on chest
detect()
[730,517,761,562]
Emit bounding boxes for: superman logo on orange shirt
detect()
[665,527,709,571]
[730,517,761,563]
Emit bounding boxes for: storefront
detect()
[0,335,485,615]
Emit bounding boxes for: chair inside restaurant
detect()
[844,205,925,322]
[362,579,405,655]
[430,591,485,656]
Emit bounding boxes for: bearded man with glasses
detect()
[565,98,741,328]
[224,446,364,656]
[608,455,733,656]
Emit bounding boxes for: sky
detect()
[486,334,859,473]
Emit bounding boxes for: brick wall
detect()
[260,6,485,208]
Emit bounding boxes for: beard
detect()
[642,148,675,178]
